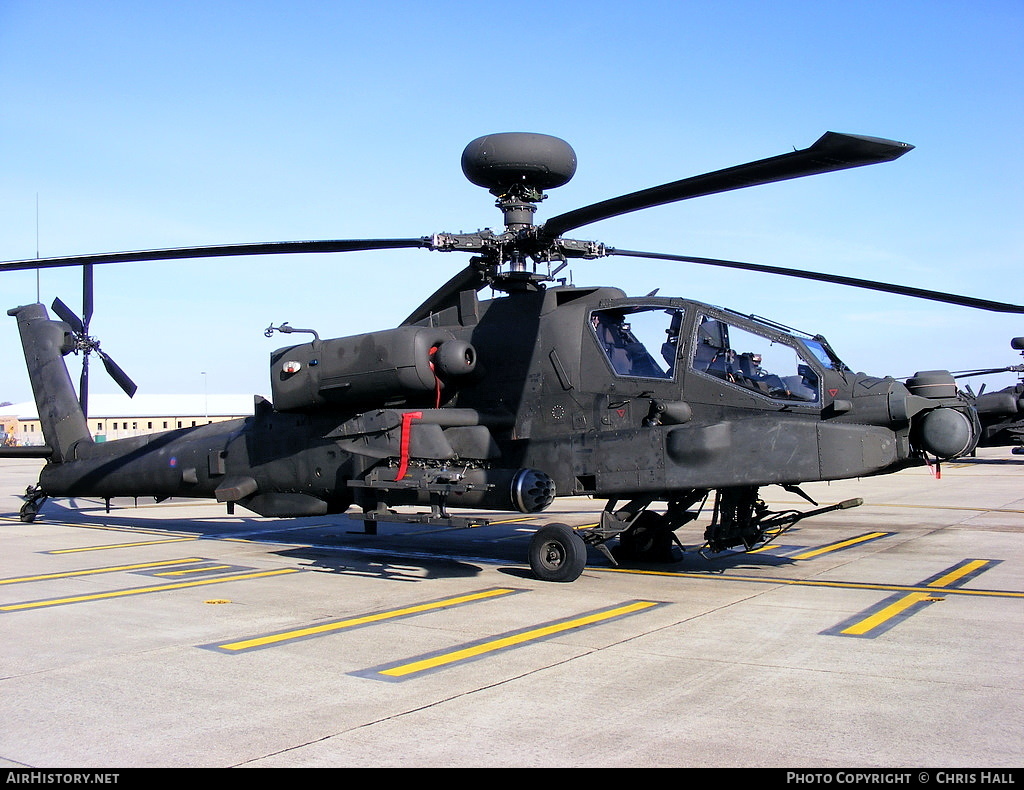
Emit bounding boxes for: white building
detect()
[2,393,256,446]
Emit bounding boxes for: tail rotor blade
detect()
[50,297,85,335]
[80,354,90,418]
[98,350,138,398]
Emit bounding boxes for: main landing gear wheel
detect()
[529,522,587,582]
[614,511,675,563]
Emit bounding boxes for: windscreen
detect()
[591,306,685,379]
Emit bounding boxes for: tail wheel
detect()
[529,523,587,582]
[19,486,47,523]
[19,498,45,522]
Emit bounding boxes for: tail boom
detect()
[7,303,93,463]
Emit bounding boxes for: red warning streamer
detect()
[429,345,442,408]
[395,411,423,481]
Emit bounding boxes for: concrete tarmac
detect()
[1,451,1022,768]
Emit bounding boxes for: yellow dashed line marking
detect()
[927,559,990,588]
[595,566,1022,597]
[1,568,300,611]
[839,593,934,636]
[830,559,1001,637]
[0,557,206,585]
[155,565,233,576]
[790,532,889,560]
[873,502,1024,514]
[214,587,522,652]
[365,600,662,681]
[45,537,197,554]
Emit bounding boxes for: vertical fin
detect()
[8,303,93,462]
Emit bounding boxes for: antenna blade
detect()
[540,132,913,239]
[606,248,1024,314]
[0,238,432,272]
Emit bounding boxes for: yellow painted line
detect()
[764,499,1024,515]
[594,566,1024,598]
[155,565,233,576]
[25,520,198,536]
[0,557,206,585]
[46,537,197,554]
[790,532,888,560]
[867,502,1024,515]
[0,568,300,611]
[927,559,990,588]
[839,592,934,635]
[834,561,994,637]
[377,600,660,679]
[217,587,520,651]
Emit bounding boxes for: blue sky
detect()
[1,0,1021,404]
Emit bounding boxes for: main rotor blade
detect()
[540,132,913,239]
[952,367,1023,378]
[607,248,1024,314]
[402,264,490,326]
[0,238,432,272]
[98,350,138,398]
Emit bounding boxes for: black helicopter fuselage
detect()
[24,281,979,522]
[6,129,1018,580]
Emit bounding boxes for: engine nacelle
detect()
[270,326,476,412]
[906,370,958,399]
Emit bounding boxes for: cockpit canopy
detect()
[692,315,819,402]
[589,301,835,404]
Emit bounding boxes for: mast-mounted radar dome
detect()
[461,133,577,195]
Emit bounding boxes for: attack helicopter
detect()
[952,337,1024,452]
[4,131,1024,582]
